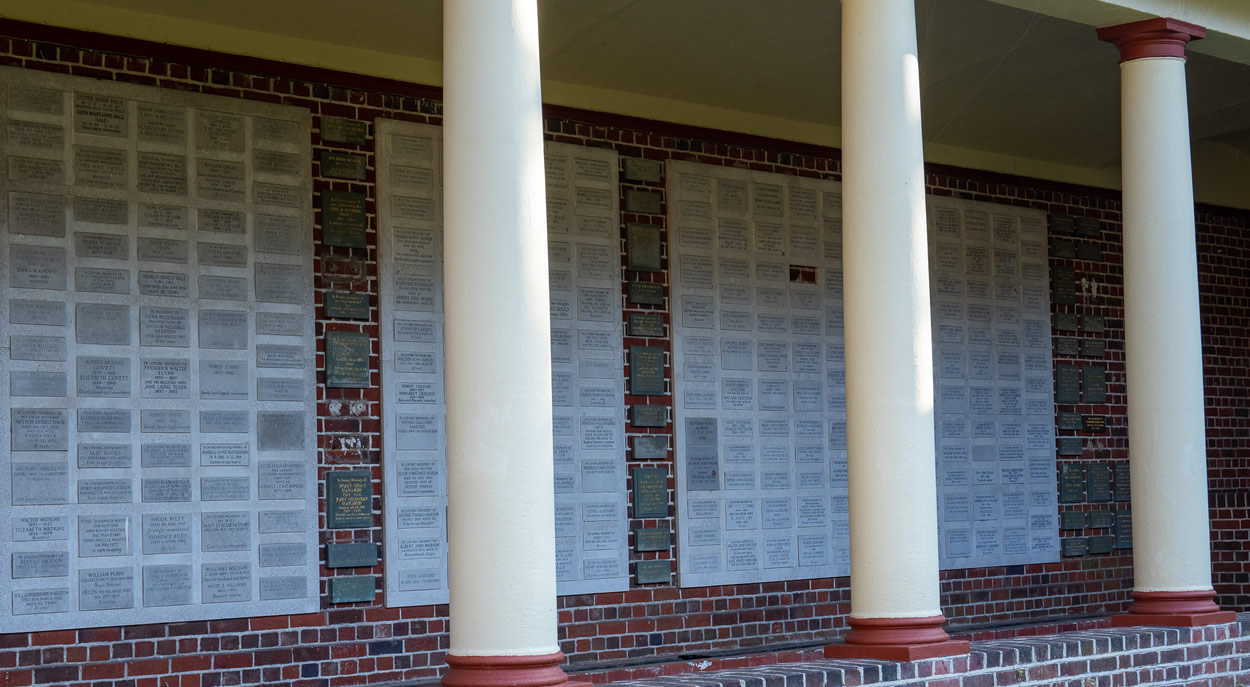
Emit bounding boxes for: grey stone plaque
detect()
[625,189,661,214]
[12,551,69,578]
[257,377,303,401]
[74,93,127,136]
[140,307,190,348]
[8,121,64,150]
[199,360,247,400]
[10,299,66,326]
[254,182,301,207]
[327,542,379,568]
[141,410,190,434]
[628,281,665,305]
[143,564,193,607]
[254,262,304,304]
[140,204,189,231]
[1056,364,1080,404]
[10,193,66,237]
[137,103,187,144]
[200,443,249,466]
[202,562,252,603]
[629,346,665,395]
[78,515,132,556]
[12,85,64,114]
[1061,537,1088,557]
[141,478,192,503]
[1059,464,1084,503]
[137,152,188,195]
[260,510,305,534]
[255,214,303,256]
[322,116,369,145]
[142,443,192,467]
[254,149,302,176]
[76,356,131,397]
[1086,462,1111,502]
[624,158,661,183]
[1057,437,1084,456]
[631,405,667,428]
[74,232,129,260]
[635,527,670,552]
[628,313,665,338]
[331,576,375,604]
[11,335,67,362]
[9,156,64,183]
[75,266,130,294]
[255,117,301,144]
[200,410,249,434]
[11,471,62,518]
[11,245,67,290]
[12,409,69,450]
[1059,511,1085,530]
[259,461,305,500]
[257,411,306,451]
[1054,337,1079,357]
[201,476,250,501]
[12,588,71,615]
[141,358,191,398]
[78,478,133,504]
[632,435,668,459]
[198,110,244,152]
[198,309,248,350]
[10,371,66,397]
[201,511,251,552]
[259,542,307,567]
[139,271,191,298]
[74,145,126,188]
[256,311,305,337]
[198,208,245,234]
[197,242,248,268]
[627,224,662,272]
[196,158,246,201]
[78,409,131,433]
[1083,365,1107,403]
[75,196,128,225]
[78,443,132,469]
[259,575,306,601]
[76,303,130,345]
[13,516,69,542]
[142,513,193,554]
[78,566,135,611]
[635,560,671,585]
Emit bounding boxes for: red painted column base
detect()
[442,652,591,687]
[824,615,970,662]
[1112,589,1237,628]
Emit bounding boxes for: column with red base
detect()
[827,0,969,662]
[441,1,588,686]
[1097,18,1234,629]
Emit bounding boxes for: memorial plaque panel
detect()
[325,290,370,320]
[1082,315,1106,333]
[1053,313,1078,331]
[1059,511,1085,530]
[631,435,668,460]
[327,542,379,568]
[1057,437,1084,456]
[632,468,668,518]
[331,576,376,604]
[1115,510,1133,549]
[1082,415,1106,432]
[627,224,662,272]
[1057,413,1082,431]
[635,528,670,552]
[1060,464,1084,503]
[1054,337,1079,357]
[1061,537,1088,557]
[326,331,371,388]
[626,189,662,215]
[1089,510,1115,529]
[1056,365,1081,404]
[627,281,665,305]
[1114,463,1131,502]
[629,346,665,396]
[320,150,367,180]
[1086,462,1111,502]
[0,68,318,632]
[628,313,665,338]
[631,405,667,427]
[327,470,373,529]
[1083,365,1107,403]
[635,560,672,585]
[1088,535,1114,554]
[322,191,368,248]
[322,116,369,145]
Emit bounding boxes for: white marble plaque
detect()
[0,66,318,632]
[379,124,628,606]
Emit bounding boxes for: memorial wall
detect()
[0,67,318,631]
[667,160,1059,586]
[378,121,628,606]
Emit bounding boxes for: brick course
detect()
[0,19,1246,687]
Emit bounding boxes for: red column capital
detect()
[1097,17,1205,63]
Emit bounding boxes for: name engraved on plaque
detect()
[325,290,370,320]
[627,224,662,272]
[326,331,371,388]
[1059,464,1084,503]
[1086,462,1111,502]
[629,346,665,396]
[632,467,668,518]
[320,150,367,180]
[1083,365,1107,403]
[628,313,665,338]
[327,470,373,529]
[635,527,670,552]
[635,560,671,585]
[327,542,378,568]
[627,281,665,305]
[322,191,368,248]
[322,117,369,145]
[1056,364,1081,404]
[331,576,376,604]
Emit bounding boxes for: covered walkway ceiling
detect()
[6,0,1250,206]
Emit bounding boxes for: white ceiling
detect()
[42,0,1250,177]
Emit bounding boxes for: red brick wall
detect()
[0,21,1246,687]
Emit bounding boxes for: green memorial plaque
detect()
[629,346,665,396]
[320,150,367,181]
[326,470,373,529]
[628,313,665,338]
[631,404,667,428]
[1060,511,1086,530]
[1061,537,1088,557]
[1115,510,1133,549]
[1054,312,1079,331]
[1088,535,1115,554]
[632,467,668,518]
[1082,315,1106,333]
[627,281,665,305]
[1086,462,1111,502]
[635,559,672,585]
[624,158,662,183]
[1059,464,1085,503]
[322,116,369,145]
[326,331,371,388]
[1083,365,1107,403]
[1056,364,1081,404]
[627,224,663,272]
[331,576,376,603]
[1050,238,1076,258]
[1052,265,1077,305]
[625,189,662,214]
[632,435,668,460]
[635,527,670,552]
[1075,216,1102,238]
[1088,510,1115,529]
[1080,339,1105,358]
[1048,214,1076,234]
[321,190,368,248]
[1058,437,1084,456]
[1058,413,1083,430]
[1077,242,1103,261]
[326,542,379,569]
[1114,463,1131,502]
[324,290,370,320]
[1054,337,1080,357]
[1082,415,1106,433]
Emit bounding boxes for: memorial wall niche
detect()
[667,160,849,587]
[378,122,628,606]
[0,67,318,632]
[928,199,1059,568]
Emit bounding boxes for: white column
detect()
[442,0,566,676]
[829,0,965,660]
[1100,18,1232,626]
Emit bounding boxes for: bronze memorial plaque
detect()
[1059,464,1085,503]
[326,470,373,529]
[629,346,665,396]
[632,467,668,518]
[326,331,371,388]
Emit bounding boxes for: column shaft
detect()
[442,1,577,682]
[827,0,967,661]
[1098,17,1233,627]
